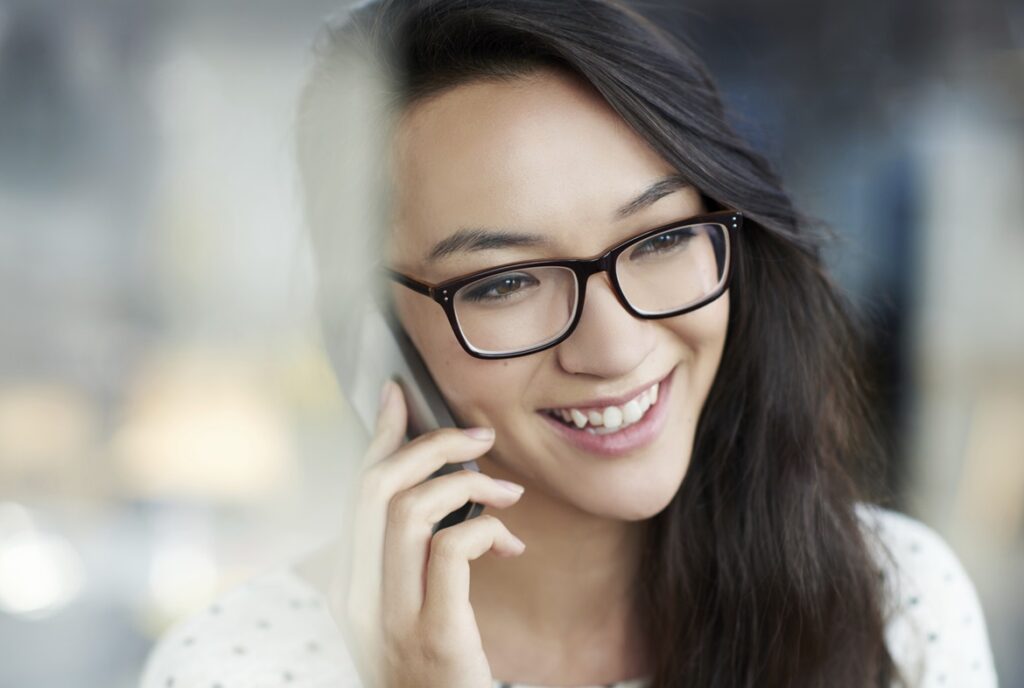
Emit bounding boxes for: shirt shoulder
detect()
[138,564,362,688]
[856,504,999,687]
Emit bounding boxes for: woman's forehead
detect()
[388,68,702,274]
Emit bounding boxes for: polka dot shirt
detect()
[138,506,998,687]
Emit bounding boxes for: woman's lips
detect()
[540,369,669,412]
[537,366,675,457]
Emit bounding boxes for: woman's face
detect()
[387,67,729,520]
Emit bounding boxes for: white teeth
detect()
[547,379,663,433]
[622,399,642,423]
[570,408,588,429]
[602,406,623,429]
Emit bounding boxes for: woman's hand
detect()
[327,380,527,688]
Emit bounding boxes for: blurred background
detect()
[0,0,1020,686]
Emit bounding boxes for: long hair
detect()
[296,1,899,686]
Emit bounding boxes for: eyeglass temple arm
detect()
[378,265,433,298]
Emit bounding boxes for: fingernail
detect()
[494,479,525,494]
[511,534,527,551]
[378,381,393,412]
[462,426,494,441]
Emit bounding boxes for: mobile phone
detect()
[323,296,486,535]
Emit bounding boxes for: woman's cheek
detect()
[409,322,503,426]
[393,296,483,418]
[668,291,729,354]
[436,357,527,429]
[399,297,527,430]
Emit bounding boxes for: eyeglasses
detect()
[381,209,742,359]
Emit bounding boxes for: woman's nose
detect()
[554,272,656,377]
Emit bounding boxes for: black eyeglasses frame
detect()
[380,209,743,359]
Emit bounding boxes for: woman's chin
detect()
[562,455,691,520]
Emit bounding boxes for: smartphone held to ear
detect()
[326,298,486,535]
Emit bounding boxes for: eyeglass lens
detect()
[451,222,728,355]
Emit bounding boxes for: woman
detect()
[140,1,997,686]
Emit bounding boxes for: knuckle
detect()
[445,467,492,494]
[420,427,467,451]
[365,430,397,458]
[419,631,456,662]
[437,426,469,441]
[479,513,511,536]
[467,469,493,487]
[386,490,418,523]
[429,528,462,559]
[439,468,476,490]
[360,464,387,495]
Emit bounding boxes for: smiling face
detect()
[387,66,729,520]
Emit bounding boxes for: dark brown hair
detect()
[296,1,900,685]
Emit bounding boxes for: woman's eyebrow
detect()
[614,173,691,219]
[424,173,691,264]
[425,228,552,264]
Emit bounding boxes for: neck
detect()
[469,454,648,661]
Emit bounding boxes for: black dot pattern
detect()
[137,566,363,688]
[858,505,999,687]
[137,508,998,688]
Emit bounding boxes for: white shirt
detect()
[138,506,998,687]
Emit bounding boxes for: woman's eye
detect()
[631,228,694,258]
[461,272,539,303]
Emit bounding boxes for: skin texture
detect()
[301,65,731,687]
[386,67,729,683]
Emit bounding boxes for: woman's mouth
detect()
[542,378,661,434]
[536,366,676,457]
